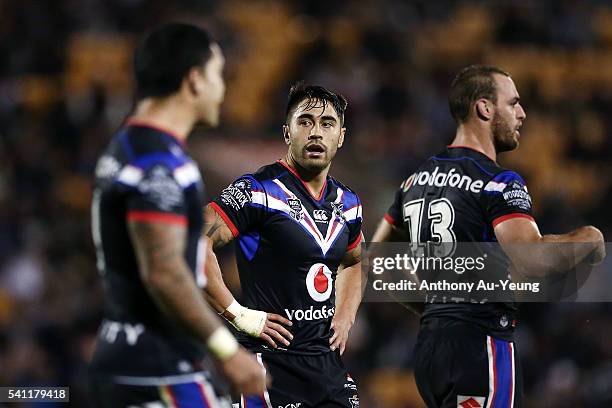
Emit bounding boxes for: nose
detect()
[517,104,526,120]
[309,123,323,139]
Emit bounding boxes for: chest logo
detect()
[331,202,345,223]
[313,209,329,223]
[306,263,333,302]
[287,197,303,221]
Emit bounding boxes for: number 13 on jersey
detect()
[403,198,457,257]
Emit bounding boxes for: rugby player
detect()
[203,83,364,407]
[89,23,265,407]
[372,65,605,408]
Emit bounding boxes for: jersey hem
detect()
[492,213,534,228]
[126,211,187,225]
[383,213,397,225]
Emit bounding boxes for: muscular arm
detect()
[128,220,222,341]
[202,204,293,347]
[371,217,409,243]
[494,218,606,277]
[202,205,237,312]
[330,241,365,354]
[335,242,365,325]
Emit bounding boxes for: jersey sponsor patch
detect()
[137,165,183,211]
[502,181,532,211]
[457,396,485,408]
[305,263,333,302]
[220,178,253,211]
[401,174,415,192]
[413,166,485,193]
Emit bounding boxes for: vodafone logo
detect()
[306,263,333,302]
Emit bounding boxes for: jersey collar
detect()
[276,160,328,203]
[125,118,185,146]
[447,145,496,163]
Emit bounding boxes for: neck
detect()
[282,153,329,198]
[129,96,196,142]
[451,123,497,162]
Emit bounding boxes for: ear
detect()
[338,127,346,149]
[186,67,204,97]
[475,99,493,121]
[283,125,291,145]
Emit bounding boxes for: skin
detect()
[372,72,605,296]
[126,43,266,395]
[282,99,346,197]
[203,97,364,355]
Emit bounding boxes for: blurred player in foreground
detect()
[203,82,364,407]
[88,23,265,407]
[372,65,605,408]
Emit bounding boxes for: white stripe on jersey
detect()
[117,165,143,186]
[173,162,201,187]
[267,179,346,256]
[112,372,207,386]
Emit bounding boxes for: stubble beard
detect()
[492,112,518,153]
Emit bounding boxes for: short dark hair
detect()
[134,23,213,99]
[285,81,348,125]
[448,65,510,123]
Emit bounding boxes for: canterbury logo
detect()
[313,210,329,222]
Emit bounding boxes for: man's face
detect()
[196,43,225,127]
[491,74,526,153]
[285,98,346,173]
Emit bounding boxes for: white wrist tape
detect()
[225,300,267,337]
[206,326,239,360]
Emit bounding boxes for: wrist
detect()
[206,326,239,361]
[222,299,267,337]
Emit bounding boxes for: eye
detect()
[299,119,312,127]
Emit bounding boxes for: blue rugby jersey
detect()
[90,121,209,376]
[385,146,535,340]
[211,161,363,355]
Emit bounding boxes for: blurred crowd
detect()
[1,0,612,406]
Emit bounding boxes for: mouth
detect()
[304,144,326,157]
[515,123,522,137]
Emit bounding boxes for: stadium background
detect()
[1,0,612,406]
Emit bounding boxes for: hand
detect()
[585,226,605,266]
[219,347,269,395]
[587,241,606,266]
[225,302,293,348]
[329,314,353,355]
[259,313,293,349]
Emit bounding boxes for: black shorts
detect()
[89,371,231,408]
[239,351,359,408]
[413,324,522,408]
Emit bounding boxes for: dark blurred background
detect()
[1,0,612,406]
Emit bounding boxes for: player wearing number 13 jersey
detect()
[203,83,364,407]
[372,65,605,408]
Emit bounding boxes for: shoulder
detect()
[329,178,362,224]
[329,177,361,205]
[111,131,196,190]
[225,163,283,191]
[483,169,528,193]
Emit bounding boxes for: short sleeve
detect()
[210,175,266,237]
[125,163,187,225]
[483,170,535,228]
[345,195,363,251]
[385,176,413,227]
